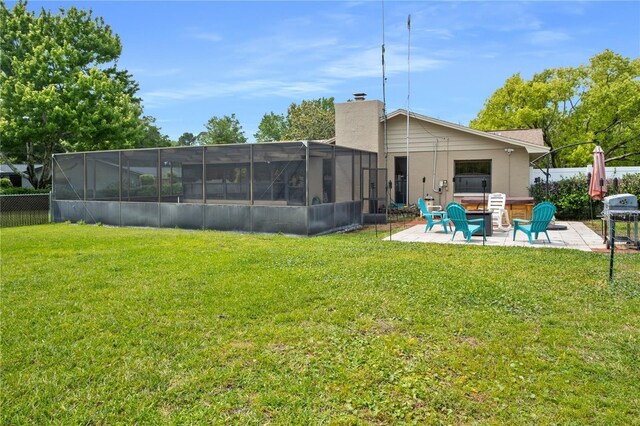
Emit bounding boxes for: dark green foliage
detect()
[530,173,640,219]
[177,132,198,146]
[0,186,50,195]
[139,174,155,186]
[616,173,640,197]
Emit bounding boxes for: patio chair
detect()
[512,202,556,244]
[418,197,452,233]
[446,202,486,242]
[487,193,511,231]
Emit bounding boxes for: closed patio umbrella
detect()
[588,145,607,201]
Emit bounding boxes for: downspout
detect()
[432,138,439,195]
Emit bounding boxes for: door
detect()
[394,156,407,205]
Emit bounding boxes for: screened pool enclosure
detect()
[52,141,383,235]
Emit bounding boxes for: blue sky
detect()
[23,1,640,141]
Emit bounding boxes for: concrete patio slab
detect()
[384,221,606,251]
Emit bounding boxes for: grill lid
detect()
[603,193,638,210]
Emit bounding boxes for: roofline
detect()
[385,109,550,154]
[52,140,376,157]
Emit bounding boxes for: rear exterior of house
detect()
[334,97,549,209]
[51,96,550,234]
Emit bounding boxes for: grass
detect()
[1,223,639,424]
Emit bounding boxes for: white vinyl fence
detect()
[529,166,640,185]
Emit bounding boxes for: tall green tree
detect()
[199,114,247,145]
[470,50,640,167]
[283,97,335,141]
[254,112,288,142]
[177,132,198,146]
[0,1,144,188]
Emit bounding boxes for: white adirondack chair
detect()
[487,193,511,231]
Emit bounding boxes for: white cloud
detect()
[187,29,222,42]
[141,78,337,108]
[528,30,571,45]
[323,45,447,79]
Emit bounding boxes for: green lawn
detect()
[1,224,639,424]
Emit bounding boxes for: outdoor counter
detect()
[461,196,534,223]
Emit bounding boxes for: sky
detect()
[19,1,640,142]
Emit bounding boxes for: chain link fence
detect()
[0,193,51,228]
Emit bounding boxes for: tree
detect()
[199,114,247,145]
[564,51,640,165]
[282,97,335,141]
[136,116,173,148]
[177,132,198,146]
[470,50,640,167]
[0,1,144,188]
[254,112,288,142]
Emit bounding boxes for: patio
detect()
[385,221,605,251]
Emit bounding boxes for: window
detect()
[454,160,491,193]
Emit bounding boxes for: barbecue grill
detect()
[602,193,639,249]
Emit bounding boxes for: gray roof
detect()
[0,164,42,174]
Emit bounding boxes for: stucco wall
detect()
[385,115,532,206]
[335,100,385,168]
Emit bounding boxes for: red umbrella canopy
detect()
[589,145,607,201]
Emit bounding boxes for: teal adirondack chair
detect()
[445,202,486,242]
[418,198,451,233]
[512,202,556,244]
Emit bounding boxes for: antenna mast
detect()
[406,14,411,206]
[382,0,387,166]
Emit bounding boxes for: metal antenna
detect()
[406,14,411,206]
[381,0,389,214]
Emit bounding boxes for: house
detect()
[51,95,550,235]
[334,95,549,209]
[0,164,42,188]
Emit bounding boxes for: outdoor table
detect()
[461,196,534,223]
[465,210,492,236]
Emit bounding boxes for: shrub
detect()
[0,178,13,188]
[0,186,51,195]
[530,174,593,220]
[614,173,640,197]
[529,173,640,220]
[139,174,156,186]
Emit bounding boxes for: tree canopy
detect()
[470,50,640,167]
[254,112,287,142]
[199,114,247,145]
[255,97,335,142]
[283,97,335,141]
[177,132,198,146]
[0,1,145,188]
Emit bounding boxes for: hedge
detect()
[529,173,640,220]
